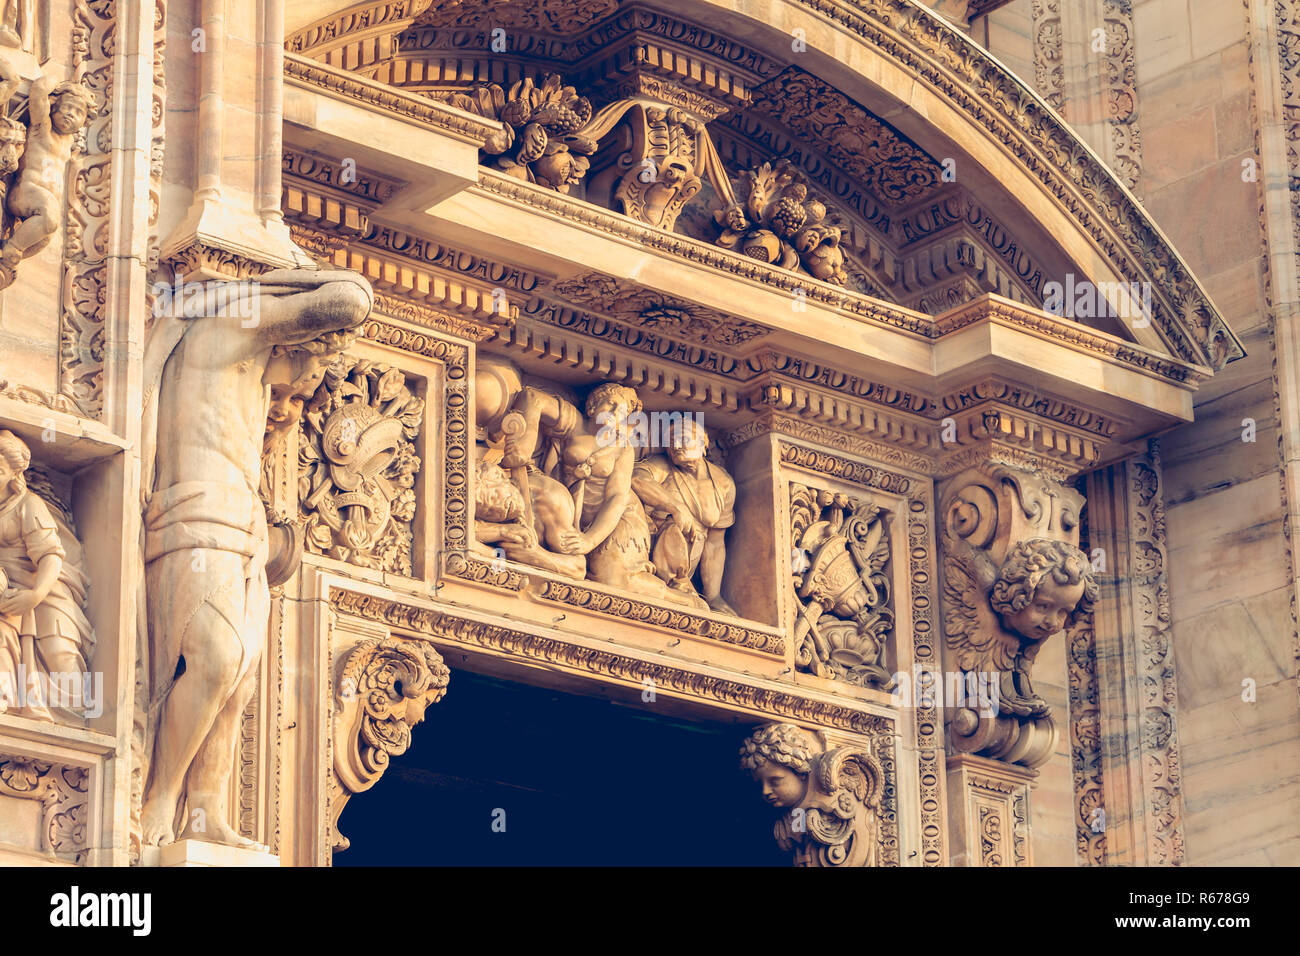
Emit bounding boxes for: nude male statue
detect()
[1,74,91,275]
[138,267,373,847]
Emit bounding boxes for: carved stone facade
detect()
[0,0,1290,871]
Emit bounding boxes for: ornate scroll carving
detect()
[1127,443,1184,865]
[747,68,942,206]
[445,74,596,193]
[298,357,424,575]
[940,461,1096,767]
[739,723,884,867]
[714,160,848,285]
[1031,0,1063,110]
[1102,0,1141,190]
[331,636,450,851]
[0,430,94,724]
[0,755,89,862]
[58,0,111,417]
[789,484,893,687]
[603,105,704,230]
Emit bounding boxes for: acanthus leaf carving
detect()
[299,356,424,576]
[331,635,450,851]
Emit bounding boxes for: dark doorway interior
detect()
[335,668,787,865]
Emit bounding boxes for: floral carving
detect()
[747,68,942,205]
[0,756,89,862]
[299,358,424,575]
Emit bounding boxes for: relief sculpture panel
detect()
[472,355,739,614]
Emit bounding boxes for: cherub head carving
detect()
[738,723,817,809]
[990,538,1098,643]
[49,82,95,134]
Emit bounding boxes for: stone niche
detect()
[470,350,777,626]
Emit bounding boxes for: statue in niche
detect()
[739,722,883,867]
[0,73,92,287]
[630,416,736,614]
[0,0,42,55]
[138,267,373,848]
[0,430,93,722]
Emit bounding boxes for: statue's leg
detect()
[140,550,248,846]
[35,634,84,711]
[180,568,268,847]
[3,184,57,261]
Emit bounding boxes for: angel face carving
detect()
[991,539,1096,645]
[739,723,814,808]
[739,722,884,867]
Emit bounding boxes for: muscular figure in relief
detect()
[139,268,373,847]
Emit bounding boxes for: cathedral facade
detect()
[0,0,1294,866]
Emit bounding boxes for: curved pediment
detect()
[285,0,1243,369]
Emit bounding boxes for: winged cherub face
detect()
[1002,575,1085,642]
[751,758,807,809]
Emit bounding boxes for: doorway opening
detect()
[335,668,786,865]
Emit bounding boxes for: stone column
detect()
[1081,440,1187,864]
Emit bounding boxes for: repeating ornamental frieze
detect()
[298,357,425,576]
[789,484,894,687]
[1031,0,1063,110]
[940,460,1097,768]
[58,0,112,418]
[1101,0,1141,190]
[739,722,885,866]
[330,587,893,736]
[331,635,450,850]
[1126,443,1185,865]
